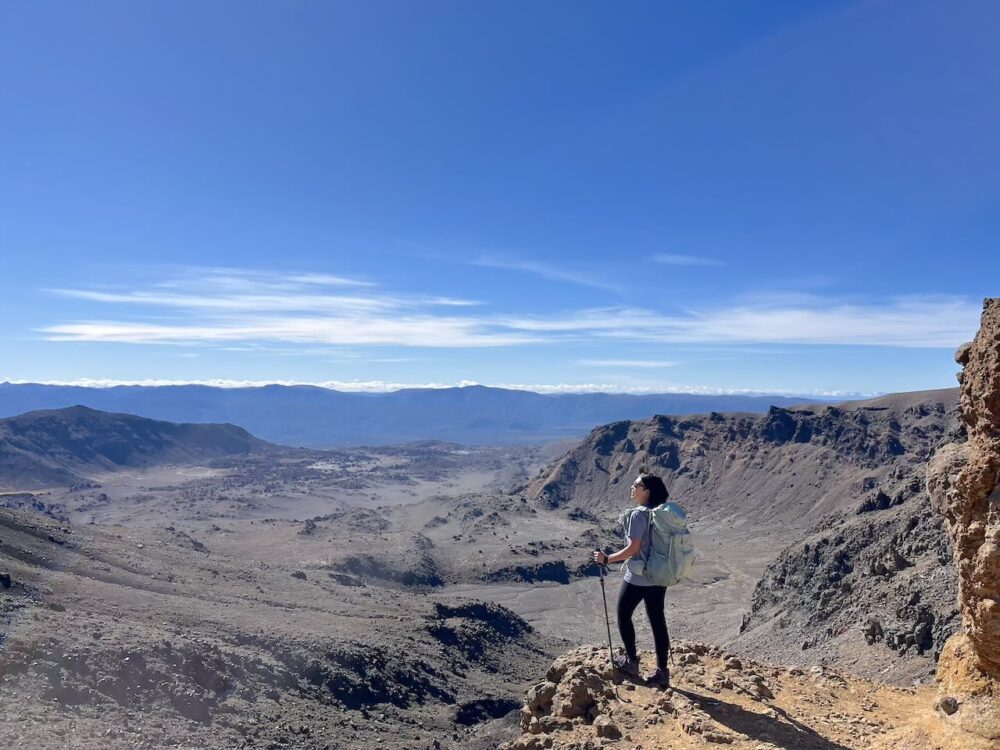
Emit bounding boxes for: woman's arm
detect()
[593,537,642,565]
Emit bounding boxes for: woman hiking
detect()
[592,472,672,689]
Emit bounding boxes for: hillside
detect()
[0,382,830,447]
[0,406,270,490]
[733,487,959,683]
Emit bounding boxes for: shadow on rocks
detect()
[672,688,852,750]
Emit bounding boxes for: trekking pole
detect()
[596,557,620,701]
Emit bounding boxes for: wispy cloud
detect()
[496,296,979,348]
[42,318,536,347]
[648,253,724,267]
[39,268,980,350]
[156,267,375,291]
[471,254,621,291]
[48,288,394,314]
[578,359,680,368]
[43,269,512,348]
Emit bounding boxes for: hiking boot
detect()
[612,652,640,679]
[645,667,670,690]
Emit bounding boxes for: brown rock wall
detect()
[926,297,1000,741]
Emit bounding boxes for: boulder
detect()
[551,665,609,721]
[514,646,616,741]
[592,714,621,739]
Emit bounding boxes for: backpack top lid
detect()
[619,501,688,532]
[651,501,688,532]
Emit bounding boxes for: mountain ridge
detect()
[527,387,957,522]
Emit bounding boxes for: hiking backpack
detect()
[620,503,695,586]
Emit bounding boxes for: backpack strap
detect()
[631,505,654,570]
[642,506,657,568]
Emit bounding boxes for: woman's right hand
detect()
[592,550,608,565]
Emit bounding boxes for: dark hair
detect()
[637,473,668,507]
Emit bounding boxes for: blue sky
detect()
[1,0,997,395]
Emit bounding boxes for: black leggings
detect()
[617,581,670,669]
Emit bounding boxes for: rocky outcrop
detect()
[500,641,954,749]
[339,551,444,588]
[518,647,617,736]
[481,560,571,584]
[926,298,1000,741]
[427,600,534,668]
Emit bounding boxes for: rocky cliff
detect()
[926,297,1000,742]
[528,389,956,526]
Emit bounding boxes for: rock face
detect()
[737,485,959,680]
[926,298,1000,740]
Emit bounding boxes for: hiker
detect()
[592,473,672,689]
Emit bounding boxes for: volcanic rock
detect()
[591,714,620,739]
[502,641,980,749]
[926,298,1000,741]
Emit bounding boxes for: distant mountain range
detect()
[0,405,268,490]
[0,383,833,447]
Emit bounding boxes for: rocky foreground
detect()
[500,643,993,750]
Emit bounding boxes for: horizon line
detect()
[0,377,889,399]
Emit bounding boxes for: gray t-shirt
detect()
[622,507,655,586]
